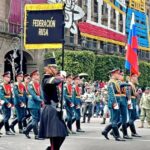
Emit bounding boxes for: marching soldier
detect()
[39,58,68,150]
[101,68,125,141]
[23,70,43,139]
[22,74,31,128]
[0,71,14,135]
[64,74,75,134]
[72,75,84,132]
[10,71,26,134]
[117,71,132,139]
[126,73,141,137]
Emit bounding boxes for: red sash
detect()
[67,84,72,95]
[18,83,25,94]
[3,83,11,96]
[33,82,40,96]
[75,85,80,96]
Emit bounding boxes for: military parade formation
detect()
[0,57,150,150]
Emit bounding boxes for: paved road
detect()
[0,118,150,150]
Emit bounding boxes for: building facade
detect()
[0,0,150,79]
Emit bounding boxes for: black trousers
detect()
[50,137,65,150]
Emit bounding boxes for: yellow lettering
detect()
[38,28,48,36]
[32,18,56,28]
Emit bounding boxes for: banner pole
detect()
[60,3,65,119]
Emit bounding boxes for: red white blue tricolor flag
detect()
[125,13,139,75]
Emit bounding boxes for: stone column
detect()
[97,0,103,24]
[87,0,92,21]
[115,10,119,31]
[123,15,126,34]
[107,4,111,28]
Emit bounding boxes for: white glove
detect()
[0,100,5,105]
[113,103,119,110]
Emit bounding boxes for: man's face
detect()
[4,75,11,83]
[32,72,40,81]
[112,70,120,79]
[50,66,58,75]
[131,75,138,84]
[118,73,124,81]
[74,77,80,84]
[24,76,31,83]
[67,77,72,83]
[17,74,23,82]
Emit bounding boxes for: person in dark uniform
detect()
[101,68,125,141]
[64,74,75,134]
[126,73,141,137]
[23,70,43,139]
[22,74,31,128]
[10,71,26,134]
[72,75,84,132]
[39,58,68,150]
[0,71,15,135]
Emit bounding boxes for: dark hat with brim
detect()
[2,71,11,77]
[44,58,57,67]
[16,71,23,77]
[108,68,120,74]
[73,75,79,80]
[30,70,39,77]
[24,74,30,78]
[66,74,72,79]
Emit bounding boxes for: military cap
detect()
[16,71,23,77]
[30,70,39,77]
[66,74,72,79]
[73,75,79,80]
[24,74,30,78]
[108,68,120,74]
[2,71,11,77]
[44,58,57,67]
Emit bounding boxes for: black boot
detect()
[0,120,4,130]
[18,121,23,134]
[10,118,18,133]
[5,122,15,135]
[76,120,84,132]
[130,123,141,137]
[112,126,125,141]
[23,123,33,139]
[67,121,72,131]
[101,124,112,140]
[122,124,132,139]
[22,117,27,128]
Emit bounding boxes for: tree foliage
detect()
[45,50,150,87]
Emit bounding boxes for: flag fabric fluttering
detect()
[125,12,139,75]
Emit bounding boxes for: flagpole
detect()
[20,0,23,72]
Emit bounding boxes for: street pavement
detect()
[0,118,150,150]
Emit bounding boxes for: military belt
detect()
[115,94,126,97]
[76,96,80,98]
[67,95,72,98]
[4,96,11,98]
[19,94,23,97]
[27,95,32,98]
[131,96,136,99]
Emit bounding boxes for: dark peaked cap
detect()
[44,58,57,67]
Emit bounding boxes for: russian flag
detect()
[125,13,139,75]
